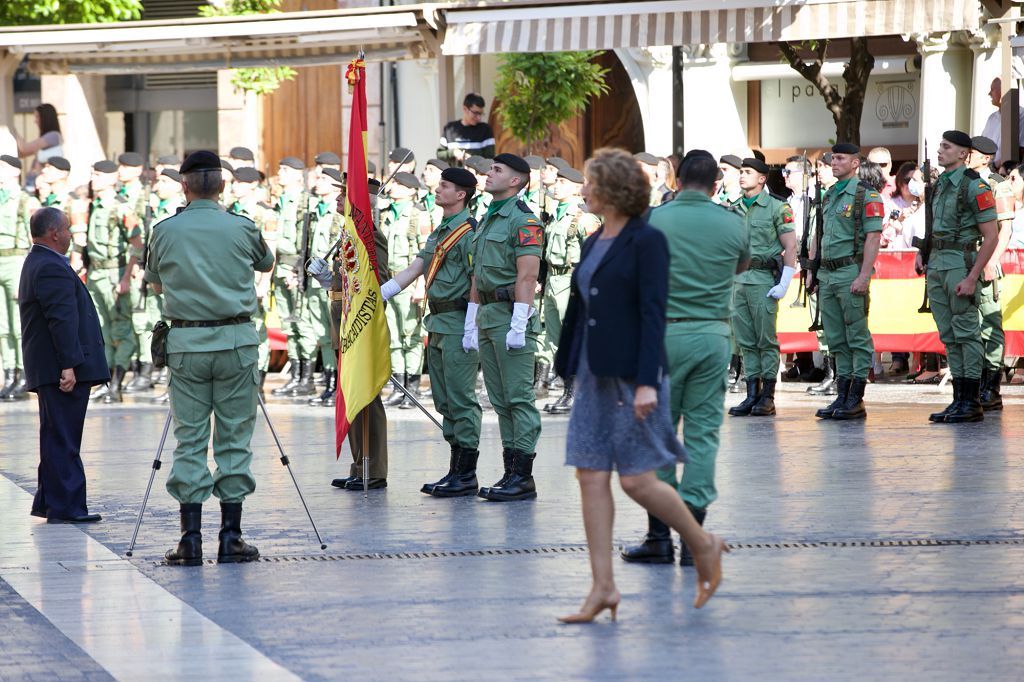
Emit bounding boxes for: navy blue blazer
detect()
[19,244,108,391]
[554,216,669,387]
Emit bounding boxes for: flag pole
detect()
[362,408,370,494]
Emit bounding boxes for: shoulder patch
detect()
[864,200,885,218]
[976,188,996,211]
[518,223,543,247]
[780,204,795,224]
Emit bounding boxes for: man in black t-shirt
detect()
[438,93,496,165]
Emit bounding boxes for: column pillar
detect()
[968,24,1001,137]
[0,52,19,157]
[677,43,748,161]
[616,46,676,155]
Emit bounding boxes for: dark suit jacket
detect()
[19,244,108,391]
[555,216,669,387]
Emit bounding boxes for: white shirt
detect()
[979,107,1024,165]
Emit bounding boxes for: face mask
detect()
[908,179,925,198]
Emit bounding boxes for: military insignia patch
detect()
[976,189,995,211]
[518,224,543,247]
[781,206,794,223]
[842,203,853,218]
[865,201,885,218]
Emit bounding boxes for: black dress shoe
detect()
[331,476,357,489]
[47,513,102,524]
[345,477,387,490]
[30,509,47,519]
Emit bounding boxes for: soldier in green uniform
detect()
[969,136,1011,410]
[465,156,493,223]
[621,149,750,566]
[727,157,797,417]
[116,152,150,392]
[467,153,544,501]
[146,150,275,566]
[380,172,430,407]
[807,143,884,421]
[917,130,999,423]
[536,165,599,413]
[117,152,148,219]
[83,160,143,403]
[421,158,448,229]
[377,167,482,495]
[522,155,545,216]
[304,168,344,407]
[0,155,32,401]
[269,156,310,396]
[228,147,255,170]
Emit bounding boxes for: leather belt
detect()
[89,257,123,269]
[748,257,779,271]
[0,247,27,257]
[170,316,251,328]
[478,286,515,305]
[547,264,572,276]
[822,256,859,271]
[666,317,728,324]
[328,290,346,302]
[428,298,469,315]
[933,238,979,252]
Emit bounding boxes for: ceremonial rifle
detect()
[806,162,824,332]
[133,200,154,313]
[793,152,811,308]
[913,141,933,313]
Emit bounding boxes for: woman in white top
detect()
[881,162,925,251]
[15,103,63,183]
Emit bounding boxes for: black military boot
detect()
[815,376,850,419]
[308,370,336,406]
[728,354,744,393]
[0,369,15,400]
[945,378,984,423]
[5,369,28,401]
[478,448,515,498]
[831,377,867,420]
[929,378,961,423]
[271,361,301,396]
[422,443,459,495]
[429,446,481,498]
[398,374,420,409]
[154,367,169,386]
[479,450,537,501]
[548,377,575,415]
[150,391,170,404]
[807,356,837,395]
[620,513,674,564]
[728,377,761,416]
[288,359,316,397]
[164,503,203,566]
[384,372,407,407]
[750,379,777,416]
[980,368,1003,411]
[102,366,127,404]
[217,502,260,563]
[533,360,551,399]
[124,362,154,393]
[678,504,707,567]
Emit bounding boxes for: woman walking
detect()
[556,148,728,623]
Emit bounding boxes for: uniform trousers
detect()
[166,346,259,504]
[86,267,137,369]
[427,331,481,448]
[0,254,23,370]
[928,264,984,379]
[978,277,1004,372]
[731,281,780,379]
[385,290,423,375]
[307,288,335,370]
[129,285,160,365]
[478,324,541,452]
[537,273,571,366]
[818,264,873,379]
[273,269,317,360]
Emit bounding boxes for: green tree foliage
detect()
[494,52,609,149]
[0,0,142,25]
[199,0,296,95]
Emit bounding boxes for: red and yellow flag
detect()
[335,57,391,455]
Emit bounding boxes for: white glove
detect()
[306,257,332,288]
[380,278,401,301]
[462,302,479,352]
[506,302,532,350]
[767,266,797,300]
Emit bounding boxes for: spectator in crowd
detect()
[867,147,896,197]
[1007,164,1024,248]
[14,104,63,186]
[655,156,678,204]
[881,162,925,250]
[979,77,1024,165]
[438,93,496,164]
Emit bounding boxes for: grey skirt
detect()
[565,351,686,476]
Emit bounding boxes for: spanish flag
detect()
[335,57,391,455]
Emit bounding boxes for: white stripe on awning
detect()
[441,0,983,55]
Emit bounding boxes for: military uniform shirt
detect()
[85,196,133,266]
[381,200,426,273]
[930,165,997,271]
[274,189,304,266]
[418,206,475,334]
[0,189,30,252]
[545,200,597,269]
[734,188,795,285]
[471,196,543,330]
[308,199,342,289]
[821,178,884,262]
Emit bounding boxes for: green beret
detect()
[160,169,182,183]
[279,156,304,170]
[229,146,254,161]
[393,171,422,190]
[719,154,742,169]
[93,160,117,174]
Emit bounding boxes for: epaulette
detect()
[964,168,981,180]
[516,199,538,217]
[768,191,789,203]
[988,172,1004,184]
[114,195,128,204]
[228,211,256,225]
[719,202,742,215]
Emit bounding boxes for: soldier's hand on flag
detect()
[306,257,333,288]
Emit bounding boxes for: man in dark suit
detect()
[19,207,109,523]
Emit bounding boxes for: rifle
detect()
[133,200,154,313]
[792,152,811,308]
[285,187,313,324]
[912,141,933,313]
[806,163,824,332]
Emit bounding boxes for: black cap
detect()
[465,156,492,174]
[426,158,449,171]
[229,146,254,161]
[831,142,860,155]
[368,178,382,194]
[684,149,715,162]
[393,172,422,190]
[321,168,344,183]
[279,156,304,170]
[160,169,182,183]
[389,147,414,164]
[180,150,223,174]
[233,167,261,183]
[441,167,477,189]
[220,159,234,172]
[1,155,21,170]
[741,157,770,175]
[719,154,742,169]
[524,155,545,170]
[156,154,180,166]
[971,136,997,156]
[118,152,144,167]
[93,160,117,174]
[45,156,71,172]
[546,156,569,170]
[557,166,584,184]
[315,151,341,166]
[942,130,972,148]
[634,152,660,166]
[493,153,530,174]
[368,160,377,175]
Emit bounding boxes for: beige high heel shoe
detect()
[693,533,730,609]
[558,591,621,624]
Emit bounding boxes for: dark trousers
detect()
[32,383,91,519]
[347,396,388,479]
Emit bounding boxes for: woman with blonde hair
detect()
[555,148,728,623]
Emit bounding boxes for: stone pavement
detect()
[1,381,1024,681]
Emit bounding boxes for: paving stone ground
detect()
[1,379,1023,680]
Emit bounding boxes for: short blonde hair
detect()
[584,148,651,217]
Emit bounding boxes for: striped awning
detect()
[441,0,984,55]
